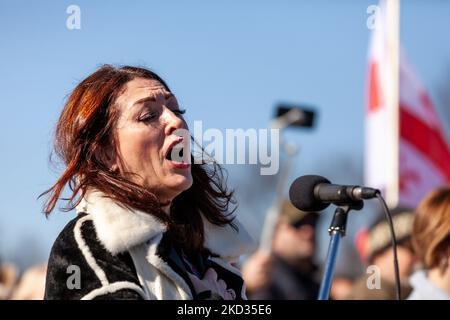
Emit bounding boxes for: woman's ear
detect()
[94,143,119,172]
[106,147,121,173]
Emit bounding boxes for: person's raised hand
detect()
[241,250,273,292]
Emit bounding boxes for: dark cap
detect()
[280,199,318,227]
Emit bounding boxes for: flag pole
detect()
[386,0,400,208]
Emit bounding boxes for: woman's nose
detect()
[163,106,185,136]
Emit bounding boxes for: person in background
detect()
[330,276,354,300]
[242,200,320,300]
[408,187,450,300]
[0,261,18,300]
[346,208,416,300]
[10,264,47,300]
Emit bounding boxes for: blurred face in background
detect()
[272,218,316,265]
[112,78,193,204]
[373,244,416,282]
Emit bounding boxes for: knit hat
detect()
[356,207,414,264]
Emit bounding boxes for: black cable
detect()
[375,192,401,300]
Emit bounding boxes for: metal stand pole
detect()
[318,202,362,300]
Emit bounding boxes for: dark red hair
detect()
[41,65,235,252]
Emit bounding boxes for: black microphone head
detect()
[289,175,331,212]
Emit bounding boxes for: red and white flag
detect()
[365,0,450,208]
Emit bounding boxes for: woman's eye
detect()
[172,108,186,116]
[139,113,157,123]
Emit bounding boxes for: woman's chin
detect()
[166,174,193,194]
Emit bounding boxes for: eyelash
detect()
[139,108,186,123]
[173,108,186,116]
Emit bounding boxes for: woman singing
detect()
[42,65,255,300]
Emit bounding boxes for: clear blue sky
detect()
[1,0,449,271]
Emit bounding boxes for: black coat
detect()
[44,191,256,300]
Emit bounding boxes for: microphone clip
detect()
[328,201,363,236]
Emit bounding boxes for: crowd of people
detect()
[0,262,46,300]
[1,186,449,300]
[241,186,450,300]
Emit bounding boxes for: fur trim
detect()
[76,190,256,259]
[129,239,193,300]
[81,281,147,300]
[143,238,192,299]
[77,191,166,255]
[73,214,149,300]
[74,215,109,286]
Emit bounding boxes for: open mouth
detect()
[165,139,190,169]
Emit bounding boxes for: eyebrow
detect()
[132,92,175,107]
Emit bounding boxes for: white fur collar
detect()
[76,191,256,261]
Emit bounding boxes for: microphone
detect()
[289,175,380,212]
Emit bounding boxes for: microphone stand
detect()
[318,201,363,300]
